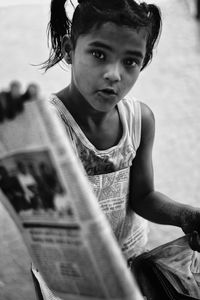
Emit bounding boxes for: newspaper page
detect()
[144,235,200,298]
[133,235,200,299]
[0,99,143,300]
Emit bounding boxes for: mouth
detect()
[100,88,117,95]
[98,88,117,99]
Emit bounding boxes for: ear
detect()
[62,35,73,64]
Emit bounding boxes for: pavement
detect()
[0,0,200,298]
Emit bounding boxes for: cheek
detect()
[73,61,93,92]
[124,71,140,90]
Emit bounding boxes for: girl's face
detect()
[70,22,147,112]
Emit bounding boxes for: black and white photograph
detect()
[0,151,73,219]
[0,1,200,300]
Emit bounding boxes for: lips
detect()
[100,88,117,95]
[96,87,119,103]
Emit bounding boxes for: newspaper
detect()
[133,235,200,299]
[0,99,143,300]
[146,235,200,298]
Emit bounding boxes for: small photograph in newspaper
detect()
[0,149,75,225]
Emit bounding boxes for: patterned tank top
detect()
[50,95,148,259]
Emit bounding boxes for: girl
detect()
[43,0,200,260]
[1,0,200,298]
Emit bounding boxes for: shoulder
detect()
[121,97,142,124]
[140,102,155,127]
[49,93,66,116]
[120,97,143,149]
[48,94,61,114]
[140,101,155,145]
[121,96,139,111]
[121,97,155,131]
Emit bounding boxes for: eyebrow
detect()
[88,41,112,51]
[126,50,144,59]
[88,41,144,59]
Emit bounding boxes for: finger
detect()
[5,102,15,120]
[0,94,5,122]
[189,231,200,252]
[0,103,5,122]
[6,97,24,119]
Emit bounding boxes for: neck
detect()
[58,84,116,128]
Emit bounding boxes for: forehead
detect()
[77,22,147,55]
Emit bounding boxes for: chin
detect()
[93,103,116,113]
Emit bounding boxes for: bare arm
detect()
[130,102,200,239]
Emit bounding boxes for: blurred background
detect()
[0,0,200,299]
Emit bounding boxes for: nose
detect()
[103,63,122,83]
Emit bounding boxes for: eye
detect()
[123,58,139,68]
[91,50,105,60]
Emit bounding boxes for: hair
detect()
[42,0,162,71]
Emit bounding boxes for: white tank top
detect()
[50,95,148,259]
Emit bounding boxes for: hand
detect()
[180,206,200,251]
[0,89,24,122]
[0,81,40,122]
[188,231,200,252]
